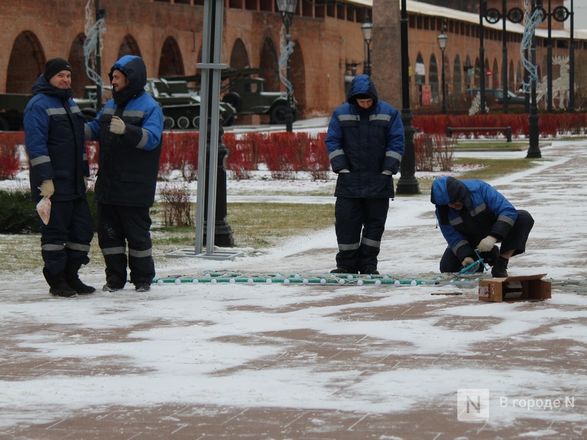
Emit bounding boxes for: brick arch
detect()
[259,37,279,92]
[452,54,462,94]
[68,33,91,97]
[118,34,142,59]
[158,36,185,77]
[429,54,439,103]
[509,59,516,91]
[491,58,499,89]
[290,39,305,116]
[229,38,250,68]
[6,31,45,93]
[415,52,425,106]
[464,54,473,89]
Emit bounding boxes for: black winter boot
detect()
[330,267,358,274]
[359,266,379,275]
[491,256,509,278]
[66,262,95,295]
[43,268,77,297]
[67,277,96,295]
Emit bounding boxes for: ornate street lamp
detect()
[437,27,448,114]
[396,0,420,195]
[361,21,373,76]
[276,0,297,132]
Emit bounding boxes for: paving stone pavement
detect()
[1,140,586,440]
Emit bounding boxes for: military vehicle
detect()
[145,78,236,129]
[220,68,294,124]
[75,79,236,129]
[164,68,295,125]
[0,93,32,130]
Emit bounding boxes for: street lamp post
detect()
[546,0,553,112]
[569,0,575,111]
[501,0,508,114]
[396,0,420,195]
[437,27,448,114]
[361,21,373,76]
[276,0,297,132]
[483,3,525,114]
[479,0,487,114]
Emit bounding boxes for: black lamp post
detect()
[479,0,487,114]
[569,0,575,111]
[396,0,420,195]
[361,21,373,76]
[502,0,509,113]
[437,27,448,114]
[276,0,297,132]
[545,2,572,112]
[546,0,553,112]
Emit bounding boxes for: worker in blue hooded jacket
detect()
[86,55,163,293]
[430,176,534,277]
[325,74,404,274]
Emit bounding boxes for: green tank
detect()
[75,79,236,129]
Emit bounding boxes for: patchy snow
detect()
[1,134,586,434]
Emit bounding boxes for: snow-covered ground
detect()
[0,135,586,438]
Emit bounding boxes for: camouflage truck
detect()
[0,93,32,130]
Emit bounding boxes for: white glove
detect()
[339,169,350,173]
[381,170,393,175]
[109,116,126,135]
[462,257,475,267]
[39,179,54,198]
[477,235,497,252]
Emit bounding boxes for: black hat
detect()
[354,93,372,100]
[44,58,72,81]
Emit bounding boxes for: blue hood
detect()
[431,176,471,206]
[109,55,147,104]
[347,74,379,105]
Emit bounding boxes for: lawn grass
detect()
[454,140,528,151]
[0,145,545,274]
[454,157,541,180]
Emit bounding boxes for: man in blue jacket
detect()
[431,176,534,277]
[24,58,94,297]
[86,55,163,292]
[325,74,404,274]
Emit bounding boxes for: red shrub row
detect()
[223,131,330,180]
[0,132,24,179]
[2,113,587,181]
[412,112,587,137]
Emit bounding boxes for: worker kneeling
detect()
[430,176,534,277]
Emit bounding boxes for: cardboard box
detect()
[478,274,551,302]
